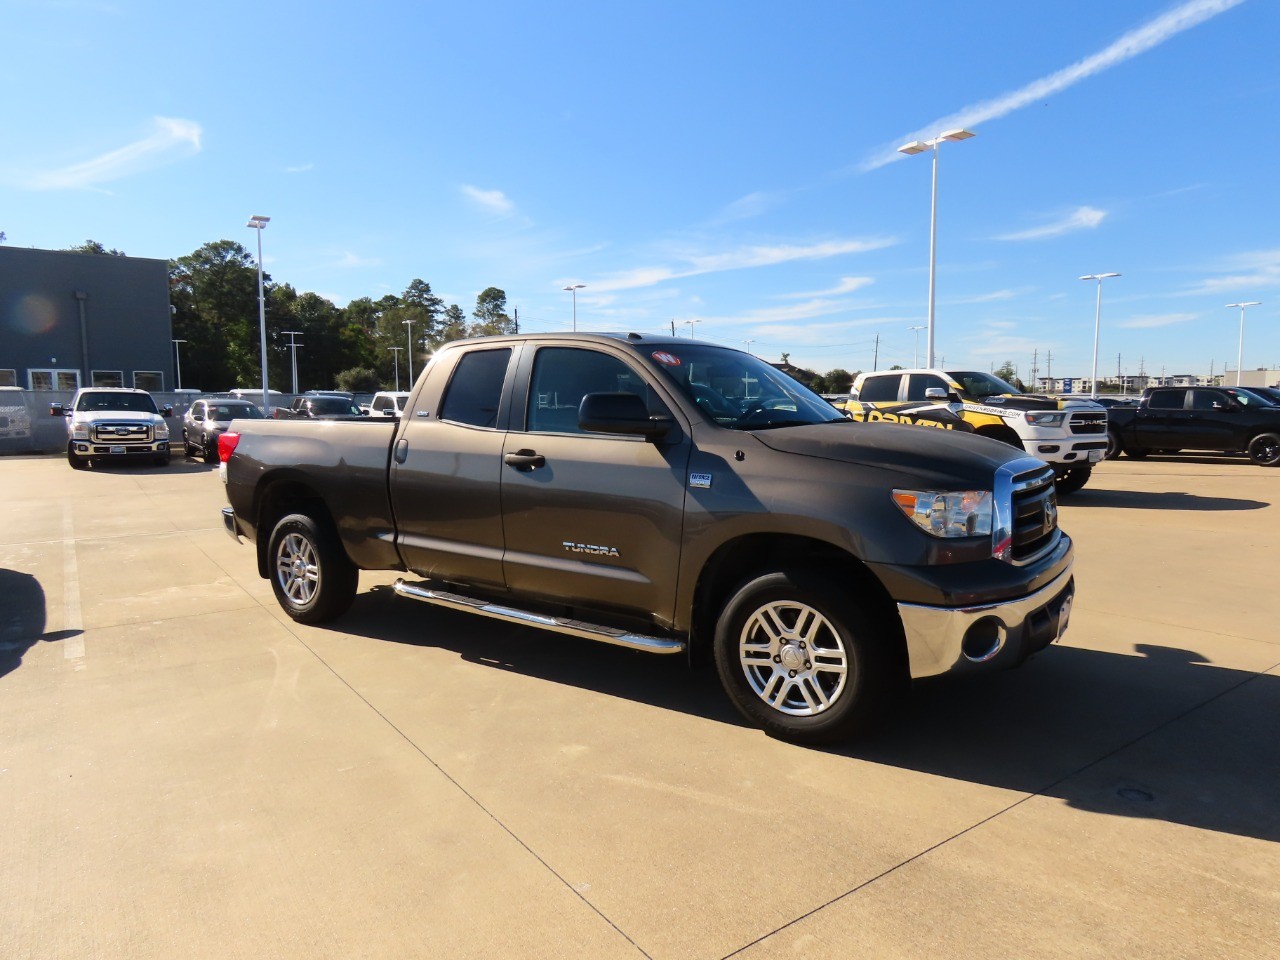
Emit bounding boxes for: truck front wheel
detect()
[1104,431,1122,460]
[67,443,87,470]
[713,570,901,744]
[1054,465,1092,496]
[268,513,358,623]
[1248,433,1280,467]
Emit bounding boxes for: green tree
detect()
[470,287,514,336]
[66,239,126,256]
[335,366,381,394]
[169,240,263,390]
[439,304,468,343]
[824,368,854,393]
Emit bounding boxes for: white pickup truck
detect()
[53,387,173,469]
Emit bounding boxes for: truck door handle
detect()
[504,450,546,471]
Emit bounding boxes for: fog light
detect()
[961,617,1004,663]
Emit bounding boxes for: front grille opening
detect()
[1010,466,1059,563]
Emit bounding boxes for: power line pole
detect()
[1045,350,1053,387]
[1030,349,1039,390]
[872,334,880,371]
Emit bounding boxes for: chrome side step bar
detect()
[392,579,686,655]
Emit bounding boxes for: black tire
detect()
[202,437,218,464]
[1125,447,1148,460]
[713,569,903,744]
[1104,431,1122,460]
[182,431,193,457]
[68,443,88,470]
[267,512,358,623]
[1247,432,1280,467]
[153,449,171,466]
[1054,465,1092,496]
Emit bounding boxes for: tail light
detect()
[218,431,241,463]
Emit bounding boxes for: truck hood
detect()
[751,420,1028,487]
[966,394,1101,412]
[74,410,161,423]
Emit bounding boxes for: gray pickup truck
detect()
[220,333,1074,743]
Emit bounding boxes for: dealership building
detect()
[0,246,174,392]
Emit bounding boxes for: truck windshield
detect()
[75,392,158,414]
[947,371,1021,399]
[647,344,845,430]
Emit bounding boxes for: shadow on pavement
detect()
[335,586,1280,845]
[0,568,82,678]
[1063,488,1269,510]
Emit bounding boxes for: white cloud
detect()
[27,116,202,190]
[1184,248,1280,295]
[714,191,782,223]
[1118,313,1197,329]
[591,238,896,293]
[995,206,1108,241]
[335,251,381,269]
[460,184,515,216]
[947,288,1027,304]
[861,0,1247,171]
[780,276,875,299]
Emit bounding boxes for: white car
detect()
[368,391,411,417]
[54,387,173,470]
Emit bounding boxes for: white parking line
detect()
[61,504,85,660]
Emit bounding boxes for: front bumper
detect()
[898,565,1074,679]
[1030,437,1108,466]
[69,440,168,458]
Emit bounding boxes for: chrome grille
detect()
[91,421,152,444]
[994,459,1061,566]
[1068,412,1107,434]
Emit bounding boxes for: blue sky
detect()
[2,0,1277,381]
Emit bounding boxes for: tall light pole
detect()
[742,339,756,355]
[388,346,403,391]
[403,318,415,385]
[563,283,586,331]
[1226,301,1261,386]
[684,318,701,338]
[907,325,925,367]
[172,339,187,389]
[1079,273,1120,399]
[282,331,304,393]
[246,215,272,413]
[897,129,976,368]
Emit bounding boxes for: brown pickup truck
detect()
[220,333,1075,744]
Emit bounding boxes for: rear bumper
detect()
[898,564,1074,679]
[222,506,243,543]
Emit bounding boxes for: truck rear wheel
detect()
[1248,433,1280,467]
[713,570,901,744]
[268,512,358,623]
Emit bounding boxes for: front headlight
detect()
[72,423,89,440]
[154,422,169,439]
[892,489,993,538]
[1025,411,1066,426]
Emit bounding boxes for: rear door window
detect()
[1147,389,1186,410]
[439,349,512,428]
[857,374,902,402]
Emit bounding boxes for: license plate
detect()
[109,445,126,454]
[1088,449,1103,462]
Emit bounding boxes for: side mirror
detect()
[361,409,370,416]
[50,403,64,417]
[162,404,174,417]
[924,387,948,400]
[579,392,672,440]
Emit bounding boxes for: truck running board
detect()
[391,579,687,655]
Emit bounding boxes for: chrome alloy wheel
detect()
[738,601,849,716]
[276,532,320,605]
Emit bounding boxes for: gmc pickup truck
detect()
[1105,385,1280,465]
[844,369,1108,495]
[220,334,1075,744]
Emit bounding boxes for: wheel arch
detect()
[974,423,1024,449]
[688,533,905,669]
[253,478,341,579]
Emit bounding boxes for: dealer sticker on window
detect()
[689,473,712,488]
[652,351,681,366]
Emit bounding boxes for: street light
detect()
[403,319,415,385]
[907,325,925,367]
[282,331,304,393]
[741,339,756,355]
[897,129,976,368]
[563,283,586,331]
[172,339,187,390]
[1226,301,1262,386]
[684,318,701,339]
[388,346,404,391]
[1079,273,1121,399]
[246,215,272,414]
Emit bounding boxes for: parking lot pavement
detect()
[1,454,1277,959]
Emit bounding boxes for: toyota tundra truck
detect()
[219,334,1074,744]
[845,368,1108,495]
[53,387,173,469]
